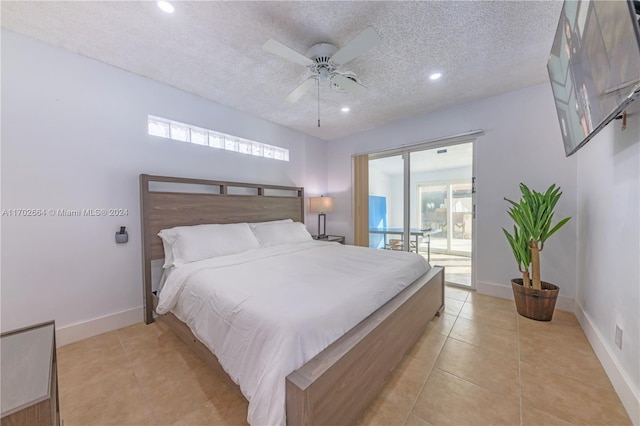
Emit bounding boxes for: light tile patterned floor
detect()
[57,287,631,426]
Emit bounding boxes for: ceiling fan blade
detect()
[263,39,314,67]
[330,26,382,66]
[331,74,368,96]
[285,77,317,103]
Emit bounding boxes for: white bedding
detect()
[157,241,430,426]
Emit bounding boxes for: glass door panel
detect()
[368,155,406,251]
[417,183,448,251]
[410,143,474,288]
[451,182,473,255]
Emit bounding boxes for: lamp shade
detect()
[309,196,334,213]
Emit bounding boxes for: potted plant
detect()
[503,183,571,321]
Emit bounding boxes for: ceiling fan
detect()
[263,26,382,107]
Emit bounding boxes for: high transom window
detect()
[147,115,289,162]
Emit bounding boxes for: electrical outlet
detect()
[615,325,623,349]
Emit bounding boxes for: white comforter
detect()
[157,241,429,426]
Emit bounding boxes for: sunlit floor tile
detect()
[404,413,432,426]
[424,312,457,337]
[443,298,464,316]
[465,292,516,311]
[519,331,613,389]
[458,301,518,331]
[444,285,470,302]
[434,338,519,398]
[357,395,409,426]
[449,316,518,354]
[117,321,186,367]
[518,313,588,347]
[171,395,248,426]
[379,355,432,413]
[520,360,631,425]
[59,366,155,426]
[406,327,447,367]
[412,368,520,426]
[521,404,575,426]
[136,356,232,424]
[58,331,129,385]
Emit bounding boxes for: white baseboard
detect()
[56,306,143,347]
[574,302,640,425]
[476,280,575,312]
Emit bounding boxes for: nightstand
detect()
[1,321,59,426]
[313,235,345,244]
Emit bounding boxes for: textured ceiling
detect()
[1,1,563,141]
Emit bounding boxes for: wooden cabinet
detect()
[1,321,59,426]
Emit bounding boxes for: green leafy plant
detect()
[503,183,571,290]
[503,223,532,286]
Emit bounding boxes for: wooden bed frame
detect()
[140,174,445,426]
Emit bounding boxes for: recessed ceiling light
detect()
[157,1,174,13]
[429,72,442,81]
[341,107,350,112]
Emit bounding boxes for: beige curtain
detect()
[352,154,369,247]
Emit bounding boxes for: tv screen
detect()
[548,0,640,156]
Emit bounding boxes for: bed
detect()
[140,174,445,426]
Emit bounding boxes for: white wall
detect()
[368,164,393,199]
[389,174,403,227]
[0,30,327,334]
[575,106,640,423]
[326,83,578,300]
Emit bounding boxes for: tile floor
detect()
[427,253,471,287]
[57,287,631,426]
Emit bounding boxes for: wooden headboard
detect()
[139,174,305,323]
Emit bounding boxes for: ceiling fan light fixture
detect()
[429,72,442,81]
[157,1,174,13]
[307,43,339,63]
[263,26,381,127]
[317,67,331,82]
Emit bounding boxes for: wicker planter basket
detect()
[511,279,559,321]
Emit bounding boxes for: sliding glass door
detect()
[410,143,473,287]
[364,141,475,288]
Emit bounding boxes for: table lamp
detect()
[309,196,334,239]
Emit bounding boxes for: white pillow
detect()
[158,222,260,267]
[251,221,313,247]
[161,239,175,269]
[248,218,293,227]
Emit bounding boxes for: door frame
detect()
[362,134,479,290]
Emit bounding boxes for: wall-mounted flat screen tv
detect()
[548,0,640,156]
